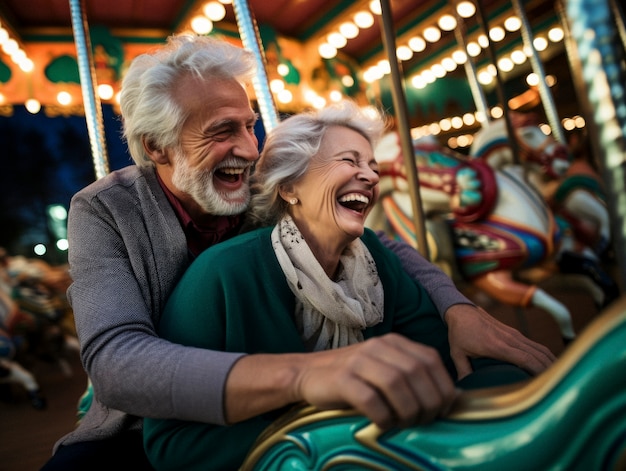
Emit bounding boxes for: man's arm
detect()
[377,232,556,377]
[68,189,243,425]
[444,304,555,378]
[375,231,473,316]
[225,334,458,430]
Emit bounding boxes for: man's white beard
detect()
[171,150,250,216]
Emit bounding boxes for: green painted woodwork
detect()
[0,58,11,83]
[44,55,80,84]
[242,296,626,470]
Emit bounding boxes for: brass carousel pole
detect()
[380,0,430,260]
[232,0,280,133]
[68,0,109,179]
[378,0,430,260]
[560,0,626,292]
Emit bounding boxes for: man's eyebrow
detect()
[205,114,257,132]
[205,119,233,131]
[245,113,260,128]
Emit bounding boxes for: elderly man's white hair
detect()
[120,34,256,167]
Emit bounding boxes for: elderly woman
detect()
[143,101,527,471]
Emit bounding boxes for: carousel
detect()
[0,0,625,469]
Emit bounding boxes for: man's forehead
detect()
[174,74,249,103]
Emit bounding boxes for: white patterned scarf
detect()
[271,215,384,351]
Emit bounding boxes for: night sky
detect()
[0,104,131,262]
[0,103,267,263]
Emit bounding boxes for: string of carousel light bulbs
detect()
[3,0,576,141]
[184,0,581,149]
[0,19,37,112]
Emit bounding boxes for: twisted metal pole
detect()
[512,0,566,144]
[449,0,490,127]
[68,0,109,179]
[474,0,522,165]
[232,0,280,133]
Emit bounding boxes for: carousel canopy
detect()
[0,0,573,133]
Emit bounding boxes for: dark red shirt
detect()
[156,173,243,258]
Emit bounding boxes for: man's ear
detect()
[142,137,169,165]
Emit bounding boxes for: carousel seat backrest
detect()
[241,294,626,471]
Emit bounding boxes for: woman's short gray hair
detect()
[120,34,256,167]
[247,100,387,227]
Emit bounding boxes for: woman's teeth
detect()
[338,193,369,204]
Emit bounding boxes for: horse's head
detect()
[375,133,465,176]
[374,133,469,199]
[471,113,571,179]
[373,131,496,222]
[511,112,571,179]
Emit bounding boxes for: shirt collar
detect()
[156,171,243,256]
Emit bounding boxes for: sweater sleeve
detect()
[66,179,242,427]
[375,231,474,318]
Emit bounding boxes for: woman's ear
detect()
[278,184,296,204]
[142,137,169,165]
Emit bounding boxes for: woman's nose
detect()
[360,166,380,185]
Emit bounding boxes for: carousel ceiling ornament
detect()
[0,17,35,115]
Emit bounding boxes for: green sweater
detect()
[144,227,453,471]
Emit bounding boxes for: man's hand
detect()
[226,334,458,430]
[444,304,556,379]
[294,334,458,430]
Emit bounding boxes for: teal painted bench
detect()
[242,295,626,471]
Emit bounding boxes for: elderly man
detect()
[42,34,554,470]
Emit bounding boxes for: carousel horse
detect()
[0,287,46,409]
[0,253,78,408]
[470,114,618,307]
[240,294,626,471]
[367,132,578,341]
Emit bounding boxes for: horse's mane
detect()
[471,119,509,159]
